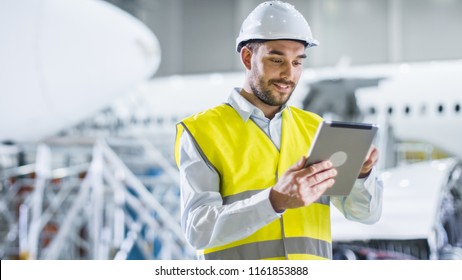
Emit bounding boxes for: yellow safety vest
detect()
[175,104,332,260]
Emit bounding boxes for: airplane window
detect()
[404,106,410,115]
[387,106,393,115]
[455,103,460,113]
[438,104,444,114]
[368,107,376,115]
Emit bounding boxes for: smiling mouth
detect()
[272,82,293,91]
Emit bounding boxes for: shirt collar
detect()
[227,88,290,121]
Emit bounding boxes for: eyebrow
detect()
[268,50,307,59]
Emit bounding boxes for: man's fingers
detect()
[365,146,378,163]
[299,178,335,199]
[367,147,379,164]
[359,146,379,177]
[274,159,337,210]
[305,160,333,175]
[305,168,337,186]
[314,178,335,192]
[287,156,307,172]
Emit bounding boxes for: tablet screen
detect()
[305,121,378,196]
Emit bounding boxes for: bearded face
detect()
[246,40,305,107]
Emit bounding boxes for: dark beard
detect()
[250,78,295,106]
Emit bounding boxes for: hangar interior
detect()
[1,0,461,260]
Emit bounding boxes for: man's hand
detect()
[358,144,379,178]
[269,156,337,212]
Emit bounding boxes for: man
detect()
[175,1,383,260]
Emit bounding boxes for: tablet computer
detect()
[305,120,378,196]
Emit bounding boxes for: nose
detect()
[281,63,295,80]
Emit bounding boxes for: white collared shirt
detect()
[178,88,383,250]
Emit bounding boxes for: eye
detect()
[293,60,303,66]
[270,58,283,64]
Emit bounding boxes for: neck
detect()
[240,87,281,119]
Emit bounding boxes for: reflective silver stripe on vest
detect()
[202,237,332,260]
[223,189,265,205]
[223,190,330,206]
[180,122,223,183]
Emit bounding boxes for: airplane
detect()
[0,0,461,260]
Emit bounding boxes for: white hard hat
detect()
[236,1,318,52]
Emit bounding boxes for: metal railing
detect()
[0,138,194,260]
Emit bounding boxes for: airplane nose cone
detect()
[0,0,161,142]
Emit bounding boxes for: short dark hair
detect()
[238,39,267,52]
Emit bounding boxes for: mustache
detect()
[269,79,295,87]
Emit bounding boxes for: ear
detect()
[240,46,252,71]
